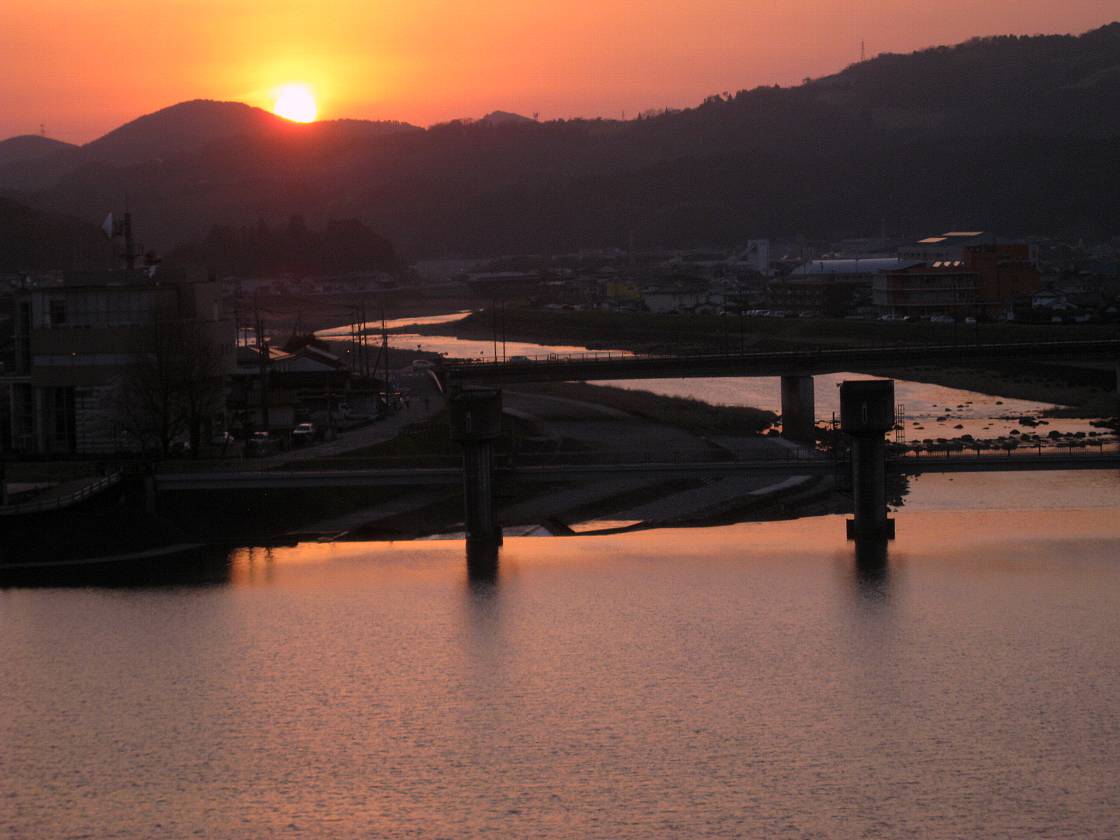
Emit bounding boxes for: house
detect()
[229,342,353,433]
[642,279,719,314]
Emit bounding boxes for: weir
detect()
[840,379,896,540]
[449,388,504,548]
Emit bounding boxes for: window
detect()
[48,298,67,326]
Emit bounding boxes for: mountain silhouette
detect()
[479,111,537,125]
[3,23,1118,258]
[0,100,420,190]
[81,100,290,165]
[0,135,77,167]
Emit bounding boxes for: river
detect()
[2,472,1119,837]
[3,318,1118,837]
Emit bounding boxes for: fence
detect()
[0,473,122,516]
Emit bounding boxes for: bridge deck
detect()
[155,453,1120,490]
[441,339,1120,385]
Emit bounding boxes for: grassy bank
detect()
[516,382,777,434]
[334,380,778,466]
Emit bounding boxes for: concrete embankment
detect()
[488,387,833,533]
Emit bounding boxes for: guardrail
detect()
[889,440,1118,458]
[144,439,1118,475]
[0,472,122,516]
[150,445,832,474]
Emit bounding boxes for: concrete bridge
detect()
[441,338,1120,444]
[436,378,1118,549]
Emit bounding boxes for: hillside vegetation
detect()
[2,25,1118,255]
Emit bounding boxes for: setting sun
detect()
[273,83,317,123]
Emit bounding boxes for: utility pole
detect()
[349,306,359,374]
[360,301,370,381]
[381,301,390,408]
[491,299,499,362]
[255,307,270,432]
[121,211,138,270]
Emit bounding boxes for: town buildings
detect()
[767,258,917,316]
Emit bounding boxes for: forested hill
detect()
[3,24,1118,256]
[164,217,399,278]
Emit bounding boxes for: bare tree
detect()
[115,317,227,457]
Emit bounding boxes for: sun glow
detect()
[273,84,318,122]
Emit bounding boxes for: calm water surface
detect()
[3,472,1119,838]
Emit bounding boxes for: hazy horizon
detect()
[2,2,1116,144]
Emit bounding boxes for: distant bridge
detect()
[441,339,1120,386]
[439,338,1120,446]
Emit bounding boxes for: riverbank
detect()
[245,288,478,337]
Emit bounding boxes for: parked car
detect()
[246,431,279,456]
[291,422,315,446]
[411,359,434,370]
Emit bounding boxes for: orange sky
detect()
[2,1,1116,143]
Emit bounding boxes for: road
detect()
[268,370,443,465]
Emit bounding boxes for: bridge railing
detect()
[888,440,1118,460]
[0,472,122,517]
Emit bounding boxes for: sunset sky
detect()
[2,1,1116,143]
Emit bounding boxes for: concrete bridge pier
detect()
[780,374,815,444]
[841,379,896,540]
[466,541,500,583]
[449,388,504,548]
[854,535,890,587]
